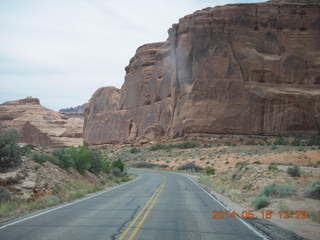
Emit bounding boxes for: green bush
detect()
[102,160,111,174]
[305,180,320,200]
[149,142,201,151]
[253,161,261,165]
[52,148,74,169]
[53,146,107,174]
[231,173,241,181]
[174,142,201,149]
[235,161,248,170]
[0,128,21,172]
[68,146,92,175]
[287,165,301,177]
[0,186,12,203]
[291,137,301,146]
[274,137,288,145]
[177,162,203,172]
[88,150,104,174]
[150,144,171,151]
[306,135,320,146]
[259,183,297,198]
[268,164,278,171]
[130,147,140,154]
[21,145,31,156]
[32,153,48,164]
[112,159,125,172]
[112,167,124,177]
[205,167,215,175]
[252,194,270,210]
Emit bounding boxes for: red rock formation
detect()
[0,98,83,146]
[84,0,320,145]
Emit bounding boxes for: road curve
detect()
[0,169,265,240]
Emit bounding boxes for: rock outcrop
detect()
[59,103,87,118]
[0,98,83,146]
[84,0,320,145]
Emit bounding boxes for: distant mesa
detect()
[0,97,83,147]
[59,103,87,118]
[84,0,320,145]
[3,96,40,105]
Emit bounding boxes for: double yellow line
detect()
[118,176,166,240]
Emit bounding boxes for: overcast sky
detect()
[0,0,265,111]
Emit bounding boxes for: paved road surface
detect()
[0,169,266,240]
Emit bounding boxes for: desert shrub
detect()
[231,173,241,181]
[287,165,301,177]
[247,141,258,146]
[274,136,288,145]
[112,167,123,177]
[259,183,297,198]
[20,145,31,156]
[268,164,278,171]
[88,150,104,174]
[131,162,155,168]
[150,144,171,151]
[32,153,48,164]
[130,147,140,154]
[150,142,201,151]
[112,159,125,172]
[177,162,203,172]
[252,194,270,210]
[0,186,12,203]
[68,146,92,175]
[306,135,320,146]
[52,148,74,169]
[253,161,261,165]
[305,180,320,200]
[102,160,111,174]
[156,164,169,168]
[205,167,215,175]
[174,142,201,149]
[235,161,248,170]
[0,128,21,172]
[291,137,301,146]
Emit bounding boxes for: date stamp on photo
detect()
[212,210,308,220]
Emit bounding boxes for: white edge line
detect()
[0,174,142,230]
[171,171,268,240]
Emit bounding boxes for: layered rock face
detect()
[0,98,83,146]
[84,0,320,145]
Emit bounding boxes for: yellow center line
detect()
[128,178,166,240]
[118,176,166,240]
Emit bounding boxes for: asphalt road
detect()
[0,169,266,240]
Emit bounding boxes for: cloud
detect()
[0,0,266,110]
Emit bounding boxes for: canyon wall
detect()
[84,0,320,145]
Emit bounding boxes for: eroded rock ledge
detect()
[0,98,83,147]
[84,0,320,145]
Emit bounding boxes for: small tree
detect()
[0,128,21,172]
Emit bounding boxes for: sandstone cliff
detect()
[0,98,83,146]
[84,0,320,145]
